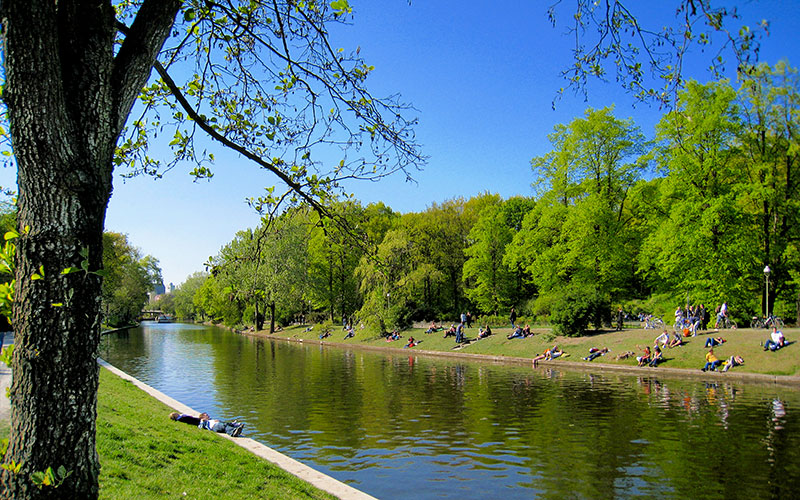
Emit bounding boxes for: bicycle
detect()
[642,316,664,329]
[750,315,784,329]
[715,315,737,330]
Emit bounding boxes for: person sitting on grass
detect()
[764,327,786,351]
[704,336,725,348]
[425,321,441,334]
[583,347,609,362]
[721,355,744,372]
[522,324,533,337]
[443,325,456,338]
[648,346,663,367]
[170,412,245,437]
[668,331,684,348]
[702,348,721,372]
[654,330,670,348]
[477,325,492,339]
[319,330,331,340]
[404,336,417,348]
[344,326,355,339]
[637,346,651,367]
[507,326,524,340]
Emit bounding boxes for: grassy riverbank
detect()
[1,368,334,500]
[259,323,800,378]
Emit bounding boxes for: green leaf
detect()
[61,267,81,275]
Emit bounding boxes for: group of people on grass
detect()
[328,304,786,372]
[428,315,492,346]
[702,326,787,372]
[507,324,533,339]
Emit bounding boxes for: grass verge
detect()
[263,324,800,377]
[1,368,335,500]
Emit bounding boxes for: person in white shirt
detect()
[764,327,786,351]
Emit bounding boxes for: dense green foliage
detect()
[163,62,800,334]
[102,233,162,327]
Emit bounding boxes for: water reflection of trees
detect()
[104,330,800,498]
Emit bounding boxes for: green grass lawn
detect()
[95,368,335,499]
[0,368,335,499]
[269,323,800,377]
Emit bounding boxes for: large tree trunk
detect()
[2,3,116,497]
[1,1,180,497]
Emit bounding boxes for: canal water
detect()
[100,322,800,499]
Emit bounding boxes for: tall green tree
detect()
[736,61,800,320]
[306,201,394,323]
[101,232,161,327]
[171,272,209,320]
[463,197,535,315]
[513,108,646,308]
[640,80,749,308]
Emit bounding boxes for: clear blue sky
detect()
[2,1,799,287]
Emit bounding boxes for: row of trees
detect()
[159,62,800,333]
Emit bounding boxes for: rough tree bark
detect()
[1,1,180,498]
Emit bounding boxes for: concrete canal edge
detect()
[97,360,376,500]
[2,356,376,499]
[96,360,376,500]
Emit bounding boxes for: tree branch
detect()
[112,0,182,136]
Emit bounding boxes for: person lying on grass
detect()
[704,337,726,348]
[425,321,443,333]
[583,347,609,362]
[532,345,563,366]
[170,412,245,437]
[721,355,744,372]
[507,326,524,340]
